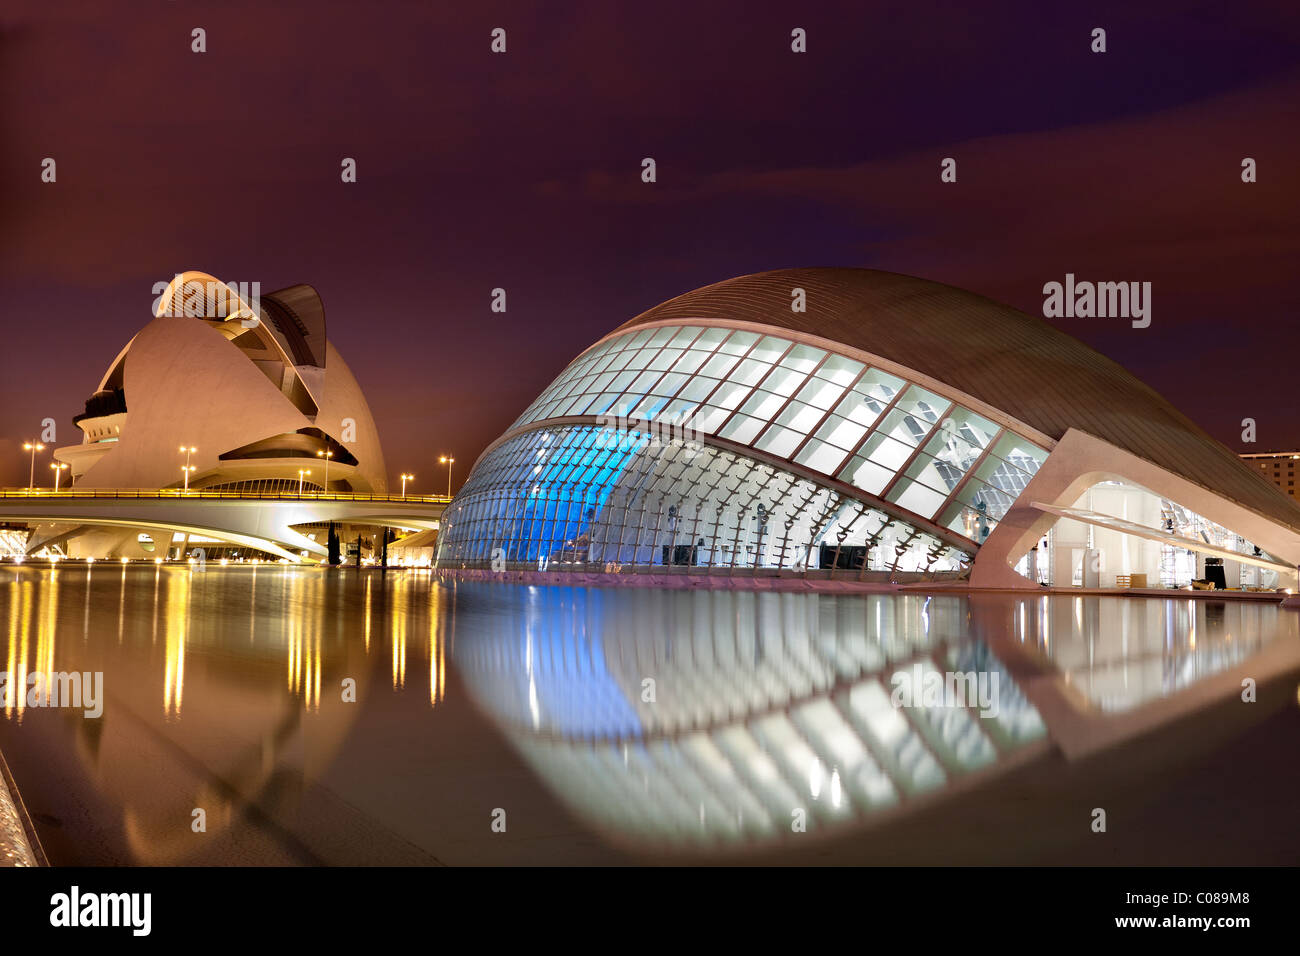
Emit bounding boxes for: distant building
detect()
[41,271,387,558]
[437,268,1300,591]
[1241,452,1300,500]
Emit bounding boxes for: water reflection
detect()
[0,563,1293,863]
[452,585,1298,851]
[0,564,451,864]
[967,594,1288,711]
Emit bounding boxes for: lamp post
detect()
[439,456,455,498]
[22,441,45,491]
[180,445,197,470]
[50,461,68,491]
[181,464,196,491]
[317,449,334,492]
[400,473,414,499]
[298,468,311,495]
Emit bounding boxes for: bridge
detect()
[0,488,451,562]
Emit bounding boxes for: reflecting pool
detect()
[0,564,1296,865]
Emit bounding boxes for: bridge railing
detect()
[0,488,452,504]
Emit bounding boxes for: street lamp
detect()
[179,445,197,470]
[181,464,197,491]
[50,461,68,492]
[316,449,334,491]
[439,456,455,498]
[400,473,414,498]
[297,468,311,495]
[22,441,45,491]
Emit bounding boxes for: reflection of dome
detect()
[453,584,1048,853]
[57,272,386,495]
[438,268,1300,590]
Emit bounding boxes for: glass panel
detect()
[701,353,740,379]
[754,425,803,459]
[739,390,786,421]
[783,344,824,373]
[861,431,912,471]
[775,401,824,435]
[730,358,770,388]
[841,456,894,496]
[797,377,845,410]
[814,414,867,451]
[719,414,765,445]
[795,440,849,476]
[816,354,865,385]
[671,349,709,376]
[710,381,750,410]
[887,480,949,519]
[750,336,791,364]
[760,365,805,398]
[678,376,717,403]
[718,330,758,355]
[901,451,966,495]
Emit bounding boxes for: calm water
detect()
[0,564,1297,865]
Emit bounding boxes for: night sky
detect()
[2,1,1297,492]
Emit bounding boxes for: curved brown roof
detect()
[608,268,1300,534]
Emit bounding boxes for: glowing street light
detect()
[22,441,45,491]
[180,445,197,470]
[317,449,334,491]
[400,472,414,498]
[439,456,455,498]
[181,464,197,491]
[50,461,68,491]
[297,468,311,495]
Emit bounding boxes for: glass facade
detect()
[440,323,1052,576]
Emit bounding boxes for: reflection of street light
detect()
[22,441,45,491]
[439,456,455,498]
[50,461,68,491]
[181,464,197,491]
[297,469,311,495]
[400,473,414,498]
[317,449,334,491]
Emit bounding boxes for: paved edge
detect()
[0,747,45,867]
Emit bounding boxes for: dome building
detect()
[436,268,1300,591]
[43,271,387,558]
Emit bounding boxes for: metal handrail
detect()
[0,488,451,504]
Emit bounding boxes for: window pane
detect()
[750,336,791,364]
[740,389,786,420]
[797,377,845,410]
[841,456,894,495]
[817,354,866,385]
[814,414,867,451]
[755,425,803,459]
[795,440,849,476]
[701,352,740,379]
[775,401,824,434]
[761,365,806,397]
[784,344,824,373]
[719,330,759,355]
[888,479,950,519]
[720,414,764,445]
[730,358,770,387]
[862,431,912,471]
